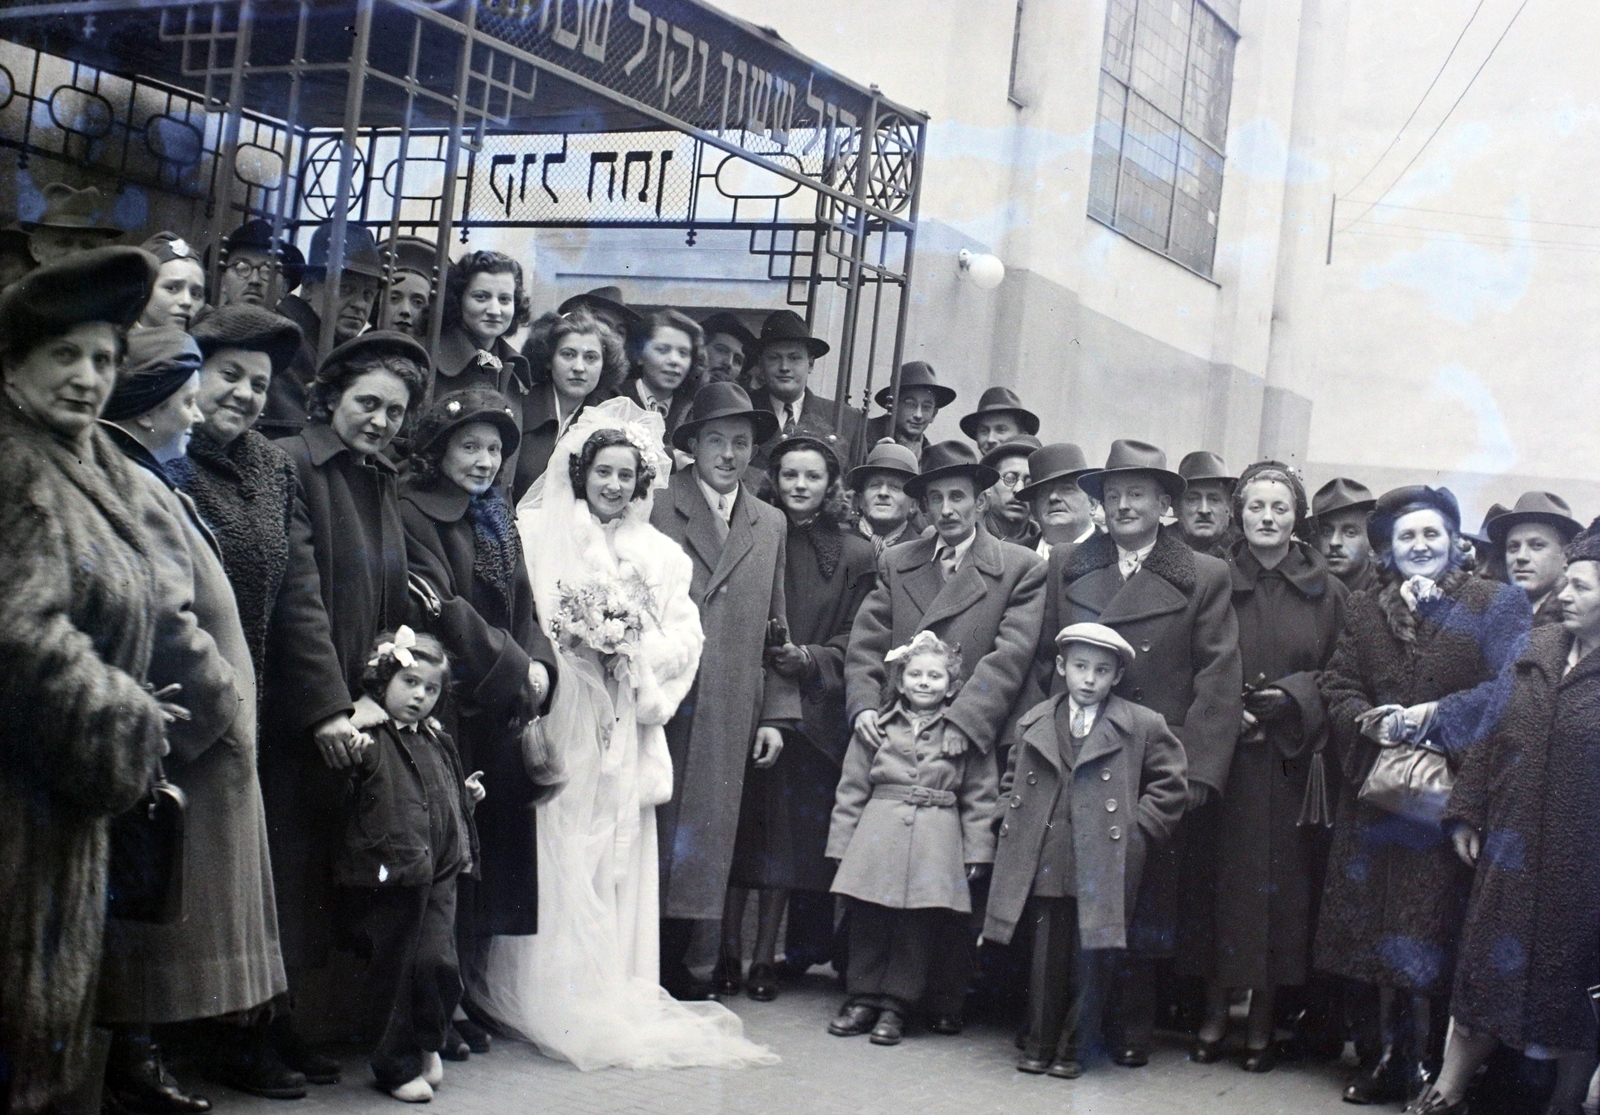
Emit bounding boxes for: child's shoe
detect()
[421,1051,444,1087]
[389,1076,432,1103]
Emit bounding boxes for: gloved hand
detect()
[1243,686,1296,723]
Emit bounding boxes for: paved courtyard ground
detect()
[203,973,1360,1115]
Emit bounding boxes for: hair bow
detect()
[373,625,418,668]
[886,629,944,663]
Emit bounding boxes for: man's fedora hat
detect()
[20,183,123,236]
[1055,621,1137,669]
[1366,485,1461,552]
[981,434,1043,470]
[559,285,644,335]
[1016,442,1092,501]
[875,361,956,410]
[698,311,758,350]
[1464,502,1511,548]
[1487,490,1582,546]
[0,246,156,356]
[1311,477,1377,522]
[904,439,1000,501]
[751,309,830,360]
[670,381,781,452]
[1077,439,1187,503]
[958,386,1040,439]
[306,222,384,281]
[848,437,921,491]
[1177,450,1236,490]
[217,217,306,292]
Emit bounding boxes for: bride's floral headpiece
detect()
[560,396,672,491]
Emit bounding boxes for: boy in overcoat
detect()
[649,382,801,999]
[985,624,1187,1078]
[1026,440,1242,1063]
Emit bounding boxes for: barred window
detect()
[1088,0,1238,277]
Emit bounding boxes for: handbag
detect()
[107,761,187,924]
[1357,738,1454,827]
[520,717,568,803]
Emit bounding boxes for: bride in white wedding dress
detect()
[477,397,777,1071]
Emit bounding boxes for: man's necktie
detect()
[1120,551,1142,580]
[1072,706,1091,739]
[712,494,730,543]
[937,545,957,582]
[782,402,796,437]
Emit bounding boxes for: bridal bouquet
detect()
[548,571,662,663]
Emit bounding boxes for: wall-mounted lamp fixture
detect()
[957,248,1006,290]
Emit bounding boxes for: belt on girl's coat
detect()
[871,784,957,807]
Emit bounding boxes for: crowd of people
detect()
[2,184,1598,1115]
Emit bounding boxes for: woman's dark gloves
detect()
[1243,686,1296,723]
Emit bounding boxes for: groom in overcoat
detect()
[1026,439,1242,1065]
[651,382,801,999]
[844,440,1047,1028]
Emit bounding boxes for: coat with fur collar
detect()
[1031,525,1243,794]
[845,525,1047,755]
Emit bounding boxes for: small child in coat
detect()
[982,623,1187,1078]
[336,627,484,1103]
[825,630,998,1046]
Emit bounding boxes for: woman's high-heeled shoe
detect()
[1344,1045,1408,1104]
[1242,1045,1277,1073]
[745,962,779,1002]
[1190,1037,1226,1064]
[1402,1086,1468,1114]
[710,956,743,997]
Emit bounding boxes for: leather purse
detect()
[1358,739,1453,827]
[107,762,187,924]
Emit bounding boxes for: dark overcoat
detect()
[984,694,1187,949]
[173,427,296,691]
[846,525,1047,756]
[1030,526,1242,958]
[732,519,876,892]
[1210,542,1346,988]
[399,473,557,936]
[650,470,802,919]
[1445,624,1600,1051]
[748,385,865,472]
[258,292,318,439]
[263,422,411,967]
[99,444,286,1023]
[431,328,532,495]
[0,413,165,1113]
[1314,573,1529,995]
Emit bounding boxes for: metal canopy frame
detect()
[0,0,928,427]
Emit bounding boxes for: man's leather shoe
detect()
[827,1004,879,1037]
[869,1010,904,1046]
[745,962,779,1002]
[1112,1046,1149,1068]
[453,1017,492,1055]
[1015,1056,1050,1074]
[439,1024,471,1062]
[277,1044,340,1086]
[200,1028,307,1100]
[711,956,743,997]
[928,1015,963,1035]
[1047,1059,1085,1079]
[106,1037,213,1114]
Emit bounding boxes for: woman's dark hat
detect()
[215,218,306,292]
[102,326,203,422]
[139,231,203,267]
[751,308,829,360]
[1311,477,1376,522]
[316,329,430,378]
[875,361,956,410]
[1015,442,1091,500]
[1234,460,1308,524]
[848,437,921,490]
[412,386,522,460]
[559,286,644,335]
[384,235,439,281]
[1177,450,1236,490]
[1564,516,1600,565]
[904,439,1000,500]
[699,311,757,350]
[0,245,157,356]
[958,386,1040,439]
[671,380,781,451]
[981,434,1043,470]
[1367,485,1462,551]
[1076,439,1186,503]
[189,304,304,377]
[1486,490,1582,546]
[765,431,843,477]
[21,183,123,236]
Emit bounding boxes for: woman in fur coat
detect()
[1314,486,1530,1106]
